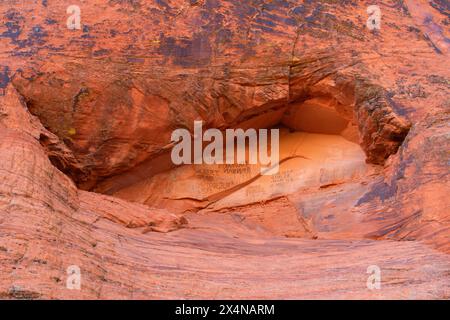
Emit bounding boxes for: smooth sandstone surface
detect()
[113,130,374,212]
[0,0,449,299]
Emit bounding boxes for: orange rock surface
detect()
[0,0,449,299]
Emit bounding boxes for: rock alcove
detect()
[89,79,410,230]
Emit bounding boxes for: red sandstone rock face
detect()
[0,1,449,299]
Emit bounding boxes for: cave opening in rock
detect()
[104,92,380,214]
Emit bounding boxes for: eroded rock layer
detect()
[0,0,449,299]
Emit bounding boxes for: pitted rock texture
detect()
[0,0,449,299]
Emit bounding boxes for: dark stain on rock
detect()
[11,51,34,57]
[0,66,10,88]
[233,2,257,20]
[155,0,170,10]
[216,28,232,45]
[159,33,212,67]
[205,0,220,10]
[386,95,409,117]
[284,17,297,26]
[6,286,42,300]
[93,49,112,57]
[263,0,290,11]
[1,10,23,42]
[291,5,307,16]
[305,4,324,25]
[0,66,10,96]
[261,11,287,24]
[1,11,48,49]
[357,180,397,205]
[255,17,277,27]
[423,33,443,54]
[73,87,90,112]
[430,0,450,18]
[358,143,414,206]
[45,18,57,25]
[81,25,95,39]
[28,25,48,46]
[127,57,145,63]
